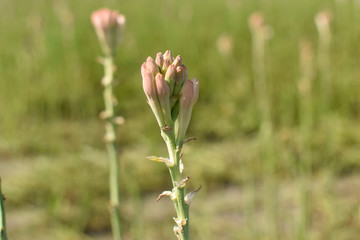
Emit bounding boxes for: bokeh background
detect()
[0,0,359,239]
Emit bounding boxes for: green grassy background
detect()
[0,0,359,239]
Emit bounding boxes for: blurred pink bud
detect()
[91,8,125,55]
[248,12,264,29]
[216,33,234,57]
[315,10,332,47]
[315,10,332,27]
[248,12,273,40]
[146,57,159,75]
[155,73,172,125]
[176,79,199,145]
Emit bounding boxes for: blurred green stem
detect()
[0,178,8,240]
[241,166,259,240]
[317,21,338,237]
[162,129,190,240]
[297,50,313,240]
[102,55,122,240]
[317,24,332,112]
[251,26,278,240]
[125,162,144,240]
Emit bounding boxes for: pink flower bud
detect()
[180,79,199,109]
[155,73,172,125]
[163,50,173,63]
[146,57,159,75]
[155,73,170,99]
[176,79,199,145]
[165,64,176,94]
[141,63,156,100]
[91,8,125,55]
[162,59,171,72]
[155,52,164,67]
[173,66,188,96]
[141,63,165,127]
[172,55,182,68]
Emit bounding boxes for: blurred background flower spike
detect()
[91,8,125,56]
[91,7,126,240]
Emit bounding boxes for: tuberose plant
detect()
[248,12,279,239]
[91,8,126,240]
[296,39,315,240]
[315,10,332,111]
[141,51,199,240]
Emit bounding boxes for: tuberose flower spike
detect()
[92,9,125,240]
[91,8,125,55]
[141,50,199,240]
[141,51,198,132]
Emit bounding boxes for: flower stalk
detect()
[249,12,278,240]
[141,51,199,240]
[91,8,126,240]
[297,40,315,240]
[0,178,8,240]
[315,10,332,112]
[315,10,338,237]
[103,55,122,240]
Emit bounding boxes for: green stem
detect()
[317,28,332,113]
[163,130,190,240]
[102,56,122,240]
[297,74,313,240]
[0,178,8,240]
[252,29,278,239]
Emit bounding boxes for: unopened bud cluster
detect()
[315,10,332,44]
[248,12,273,40]
[141,50,199,146]
[91,8,125,56]
[315,10,332,29]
